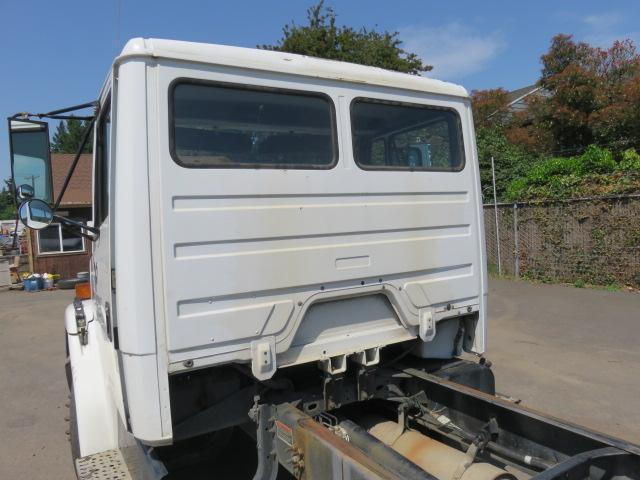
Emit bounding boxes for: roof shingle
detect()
[51,153,92,206]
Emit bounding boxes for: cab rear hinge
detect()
[251,336,277,381]
[418,308,436,342]
[111,268,116,292]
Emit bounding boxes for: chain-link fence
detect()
[484,195,640,287]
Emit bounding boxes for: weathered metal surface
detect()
[274,404,424,480]
[338,420,437,480]
[75,449,132,480]
[368,421,515,480]
[252,404,279,480]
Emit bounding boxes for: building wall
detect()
[29,206,91,279]
[32,246,90,279]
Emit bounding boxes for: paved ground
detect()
[0,280,638,479]
[486,278,640,444]
[0,289,76,480]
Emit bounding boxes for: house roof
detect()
[51,153,92,207]
[118,38,469,99]
[507,84,539,103]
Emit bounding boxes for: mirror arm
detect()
[45,115,95,121]
[39,101,98,118]
[58,222,97,242]
[53,114,97,210]
[10,101,99,121]
[53,215,99,237]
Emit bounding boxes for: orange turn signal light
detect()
[75,282,92,300]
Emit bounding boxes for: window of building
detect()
[38,223,85,254]
[170,81,337,169]
[351,98,465,171]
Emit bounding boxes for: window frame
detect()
[37,223,86,255]
[350,97,466,172]
[168,78,339,170]
[94,94,111,228]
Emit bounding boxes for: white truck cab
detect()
[8,39,639,480]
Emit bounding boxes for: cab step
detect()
[75,449,132,480]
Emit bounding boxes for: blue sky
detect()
[2,0,640,181]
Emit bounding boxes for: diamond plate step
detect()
[75,449,132,480]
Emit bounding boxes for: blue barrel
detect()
[24,277,43,292]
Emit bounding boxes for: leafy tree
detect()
[470,88,511,131]
[470,89,539,200]
[51,118,93,154]
[262,1,431,74]
[519,35,640,155]
[472,34,640,200]
[0,179,16,220]
[475,127,536,201]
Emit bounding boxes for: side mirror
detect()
[17,184,35,201]
[8,118,53,204]
[18,199,54,230]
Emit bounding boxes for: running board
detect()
[76,449,132,480]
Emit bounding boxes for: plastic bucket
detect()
[24,278,43,292]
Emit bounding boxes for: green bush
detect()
[618,149,640,172]
[504,177,528,200]
[575,145,616,174]
[476,127,537,200]
[504,145,640,201]
[526,157,579,184]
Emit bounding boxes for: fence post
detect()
[513,203,519,278]
[491,156,502,276]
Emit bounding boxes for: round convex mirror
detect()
[18,199,54,230]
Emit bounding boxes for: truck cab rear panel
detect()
[141,45,487,377]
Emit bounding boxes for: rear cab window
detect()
[170,80,337,169]
[351,98,465,171]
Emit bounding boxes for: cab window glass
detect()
[351,98,464,171]
[171,82,337,169]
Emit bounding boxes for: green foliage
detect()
[573,278,586,288]
[262,1,431,75]
[476,127,537,200]
[603,283,621,292]
[51,118,93,154]
[534,35,640,154]
[505,145,640,200]
[0,179,16,220]
[473,35,640,201]
[577,145,616,174]
[618,149,640,171]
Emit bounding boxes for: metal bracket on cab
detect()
[418,308,436,342]
[352,347,380,367]
[319,354,347,375]
[73,299,89,346]
[251,336,277,381]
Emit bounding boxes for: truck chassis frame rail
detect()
[243,361,640,480]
